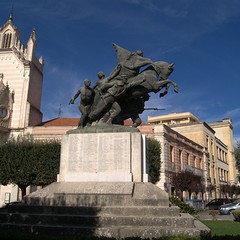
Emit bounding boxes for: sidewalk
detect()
[196,210,234,221]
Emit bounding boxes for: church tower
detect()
[0,13,44,137]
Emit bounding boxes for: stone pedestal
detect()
[21,125,210,238]
[59,130,148,183]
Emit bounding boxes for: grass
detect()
[201,220,240,236]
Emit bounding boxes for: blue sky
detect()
[1,0,240,141]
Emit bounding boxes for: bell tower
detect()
[0,13,44,137]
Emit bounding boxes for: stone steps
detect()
[0,212,194,228]
[1,204,180,216]
[0,223,206,238]
[0,204,209,238]
[0,182,210,238]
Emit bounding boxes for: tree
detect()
[206,184,216,198]
[0,136,60,198]
[190,174,204,198]
[220,184,229,198]
[147,138,161,184]
[229,184,240,198]
[235,142,240,172]
[172,170,202,200]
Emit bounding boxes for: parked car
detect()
[205,198,234,210]
[2,201,22,208]
[184,199,205,210]
[219,199,240,215]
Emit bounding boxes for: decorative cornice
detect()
[12,46,30,65]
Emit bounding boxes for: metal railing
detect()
[165,162,204,177]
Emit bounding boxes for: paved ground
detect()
[196,210,234,221]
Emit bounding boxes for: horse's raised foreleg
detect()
[173,84,178,93]
[160,84,170,97]
[157,79,179,97]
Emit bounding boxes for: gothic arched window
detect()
[2,32,12,48]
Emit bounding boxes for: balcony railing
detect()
[184,165,203,177]
[219,176,227,182]
[165,162,203,177]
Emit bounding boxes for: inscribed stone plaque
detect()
[67,132,131,173]
[59,132,144,182]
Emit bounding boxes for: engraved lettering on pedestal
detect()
[98,133,131,172]
[67,133,131,175]
[98,134,114,171]
[68,136,83,171]
[113,137,130,170]
[82,135,98,172]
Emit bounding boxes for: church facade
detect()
[0,14,44,205]
[0,14,43,139]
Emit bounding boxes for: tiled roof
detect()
[39,118,79,127]
[38,118,142,127]
[38,118,147,127]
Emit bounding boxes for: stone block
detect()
[59,131,147,182]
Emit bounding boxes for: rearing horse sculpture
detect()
[70,44,179,128]
[128,61,178,98]
[113,61,179,126]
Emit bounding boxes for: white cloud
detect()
[223,108,240,118]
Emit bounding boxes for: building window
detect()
[207,163,210,180]
[194,156,197,168]
[187,153,190,165]
[179,149,182,170]
[2,32,12,48]
[199,158,202,169]
[170,145,175,171]
[170,145,174,163]
[206,136,209,152]
[210,140,214,155]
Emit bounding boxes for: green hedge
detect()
[170,197,197,214]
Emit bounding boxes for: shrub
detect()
[232,210,240,222]
[147,138,161,184]
[170,197,197,214]
[0,137,60,197]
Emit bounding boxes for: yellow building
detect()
[148,112,238,198]
[152,124,204,198]
[209,119,237,185]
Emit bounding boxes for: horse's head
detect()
[152,61,174,80]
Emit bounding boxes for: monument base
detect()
[24,181,169,206]
[4,128,210,238]
[7,181,210,238]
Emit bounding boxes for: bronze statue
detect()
[69,79,95,127]
[89,76,144,124]
[69,43,178,127]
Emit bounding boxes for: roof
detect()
[148,112,199,122]
[39,118,79,127]
[0,16,17,32]
[38,118,136,127]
